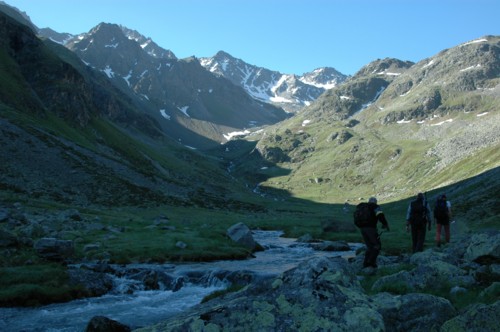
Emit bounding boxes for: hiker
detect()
[354,197,390,270]
[406,193,432,253]
[434,194,452,247]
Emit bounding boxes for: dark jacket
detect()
[406,197,431,225]
[367,202,389,229]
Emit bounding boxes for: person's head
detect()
[368,197,377,204]
[417,193,424,200]
[441,193,447,200]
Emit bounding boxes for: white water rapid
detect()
[0,231,359,331]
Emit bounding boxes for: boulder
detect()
[33,237,74,261]
[464,232,500,264]
[129,270,184,292]
[86,316,131,332]
[441,301,500,332]
[371,292,456,331]
[226,223,256,250]
[138,257,385,331]
[68,269,113,297]
[372,261,473,293]
[311,240,351,251]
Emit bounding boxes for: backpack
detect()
[353,202,375,228]
[410,199,427,227]
[434,198,448,220]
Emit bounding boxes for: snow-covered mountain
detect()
[39,23,288,149]
[200,51,348,113]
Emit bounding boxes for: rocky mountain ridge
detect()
[200,51,348,113]
[55,22,289,149]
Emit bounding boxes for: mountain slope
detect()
[200,51,347,113]
[49,23,289,149]
[0,10,266,210]
[225,36,500,204]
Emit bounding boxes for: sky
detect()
[3,0,499,76]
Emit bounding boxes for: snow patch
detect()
[377,71,401,76]
[299,78,336,89]
[177,106,190,117]
[423,60,435,68]
[123,70,132,87]
[302,119,311,127]
[477,112,488,117]
[460,64,482,72]
[103,66,114,78]
[270,96,294,103]
[352,86,386,115]
[340,96,351,100]
[431,119,453,126]
[223,130,250,141]
[461,38,488,46]
[160,109,170,120]
[397,119,411,124]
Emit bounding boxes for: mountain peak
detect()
[120,25,176,59]
[200,51,347,112]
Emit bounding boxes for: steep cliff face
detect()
[1,11,94,126]
[1,11,162,136]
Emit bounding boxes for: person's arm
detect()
[426,202,432,230]
[406,204,411,231]
[376,207,390,230]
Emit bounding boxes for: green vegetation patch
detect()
[0,264,83,307]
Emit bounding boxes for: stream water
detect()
[0,231,359,331]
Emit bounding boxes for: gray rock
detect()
[312,240,351,251]
[441,300,500,332]
[464,232,500,264]
[137,257,385,331]
[479,282,500,301]
[68,269,113,297]
[226,222,256,250]
[372,292,456,332]
[129,270,184,292]
[86,315,131,332]
[34,237,74,261]
[175,241,187,249]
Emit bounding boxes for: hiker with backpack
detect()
[406,193,432,253]
[434,194,452,247]
[353,197,390,271]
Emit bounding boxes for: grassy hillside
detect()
[1,8,498,308]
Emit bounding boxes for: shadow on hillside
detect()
[379,166,500,228]
[213,137,499,235]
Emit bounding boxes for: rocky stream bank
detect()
[1,203,500,331]
[132,230,500,332]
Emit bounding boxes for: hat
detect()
[368,197,377,203]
